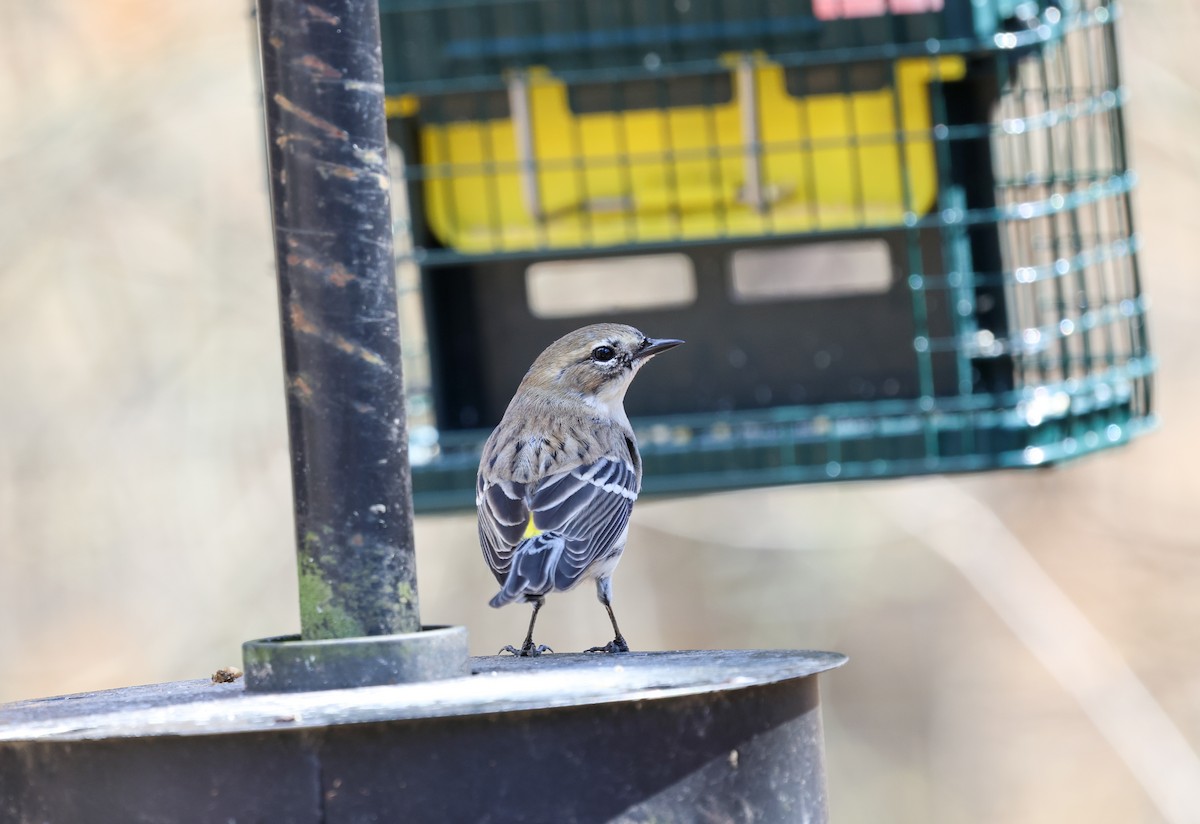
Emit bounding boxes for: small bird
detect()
[476,323,683,656]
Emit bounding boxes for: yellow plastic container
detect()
[391,55,966,254]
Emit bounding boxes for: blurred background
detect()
[0,1,1198,822]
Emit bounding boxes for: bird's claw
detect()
[499,643,553,657]
[585,637,630,654]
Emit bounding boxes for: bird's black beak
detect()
[635,337,685,360]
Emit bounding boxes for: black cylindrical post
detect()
[244,0,468,690]
[258,0,417,640]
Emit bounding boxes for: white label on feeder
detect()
[729,240,893,303]
[526,254,697,318]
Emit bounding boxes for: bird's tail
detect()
[489,533,564,608]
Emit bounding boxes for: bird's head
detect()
[521,323,684,406]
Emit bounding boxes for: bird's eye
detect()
[591,345,616,363]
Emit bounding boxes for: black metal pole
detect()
[258,0,418,640]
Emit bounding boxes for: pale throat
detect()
[582,377,634,430]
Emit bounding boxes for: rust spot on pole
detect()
[284,244,359,287]
[357,348,387,368]
[296,54,343,79]
[273,93,348,141]
[314,160,363,181]
[276,133,319,149]
[290,375,315,401]
[304,3,339,25]
[289,301,320,336]
[327,263,356,287]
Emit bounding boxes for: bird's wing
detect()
[527,456,638,590]
[478,455,639,590]
[477,474,530,579]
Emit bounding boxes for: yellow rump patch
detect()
[523,516,543,540]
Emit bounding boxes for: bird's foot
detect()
[499,642,553,657]
[585,637,630,654]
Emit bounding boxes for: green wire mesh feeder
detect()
[379,0,1154,511]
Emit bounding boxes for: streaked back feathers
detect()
[480,392,636,485]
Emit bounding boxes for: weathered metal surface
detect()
[258,0,420,639]
[0,650,846,739]
[0,650,845,823]
[242,626,470,692]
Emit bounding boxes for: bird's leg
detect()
[499,596,552,657]
[586,579,630,654]
[519,597,553,655]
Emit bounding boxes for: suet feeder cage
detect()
[380,0,1155,511]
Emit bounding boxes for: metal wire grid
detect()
[381,0,1154,510]
[382,1,1076,259]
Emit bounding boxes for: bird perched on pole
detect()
[476,323,683,656]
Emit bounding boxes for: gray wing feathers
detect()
[480,456,638,604]
[477,477,529,576]
[536,460,634,590]
[488,534,564,607]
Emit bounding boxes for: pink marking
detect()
[813,0,944,20]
